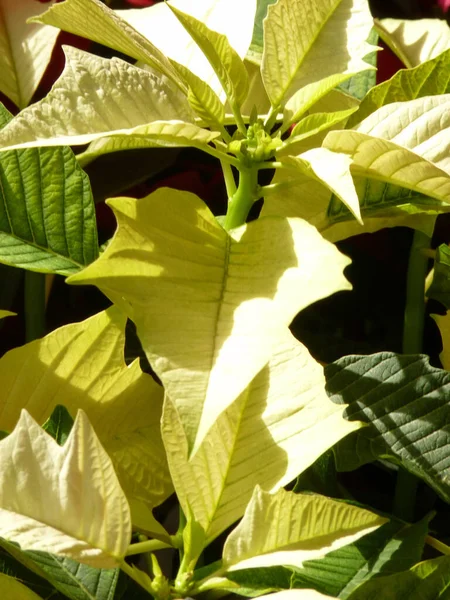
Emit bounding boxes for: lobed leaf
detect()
[68,188,351,454]
[162,330,360,542]
[0,306,171,535]
[262,0,377,109]
[0,104,98,275]
[0,0,59,109]
[0,47,194,151]
[222,486,386,571]
[32,0,182,88]
[0,410,131,568]
[326,352,450,503]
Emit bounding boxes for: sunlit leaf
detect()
[284,108,359,147]
[116,0,256,102]
[0,410,131,568]
[376,18,450,69]
[348,49,450,127]
[68,188,351,454]
[280,148,362,223]
[162,330,360,542]
[32,0,182,87]
[222,486,386,571]
[262,0,377,109]
[0,307,171,535]
[0,47,194,151]
[0,0,59,109]
[0,104,98,275]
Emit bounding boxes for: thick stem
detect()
[125,539,172,556]
[24,271,46,342]
[393,229,432,520]
[223,167,258,230]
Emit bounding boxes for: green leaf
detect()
[0,539,120,600]
[262,0,377,109]
[0,48,194,152]
[42,405,74,446]
[167,4,249,111]
[68,188,351,454]
[290,516,430,598]
[162,330,360,543]
[0,0,59,109]
[170,61,225,128]
[222,487,386,571]
[116,0,256,103]
[0,410,131,567]
[0,573,42,599]
[31,0,182,88]
[347,555,450,600]
[0,103,98,275]
[279,148,362,223]
[284,108,359,147]
[376,18,450,69]
[337,27,379,101]
[427,244,450,309]
[0,306,171,536]
[76,121,220,168]
[326,352,450,503]
[0,310,14,319]
[348,49,450,128]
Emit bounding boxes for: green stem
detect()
[223,167,259,230]
[393,229,432,520]
[24,271,46,342]
[203,145,241,169]
[426,535,450,555]
[119,560,156,597]
[220,160,237,200]
[125,539,172,556]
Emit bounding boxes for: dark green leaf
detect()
[42,405,75,446]
[347,555,450,599]
[427,244,450,310]
[0,103,98,276]
[325,353,450,502]
[247,0,277,62]
[0,539,119,600]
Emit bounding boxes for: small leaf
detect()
[68,189,351,454]
[42,405,74,446]
[222,486,386,571]
[0,410,131,567]
[32,0,182,88]
[167,4,249,110]
[348,49,450,128]
[285,108,359,147]
[0,0,59,108]
[162,330,360,543]
[0,310,14,319]
[262,0,377,108]
[0,103,98,275]
[376,18,450,68]
[0,47,194,151]
[0,573,42,600]
[326,352,450,503]
[347,555,450,600]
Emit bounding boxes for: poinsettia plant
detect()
[1,0,450,598]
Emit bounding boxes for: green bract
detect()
[0,0,450,598]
